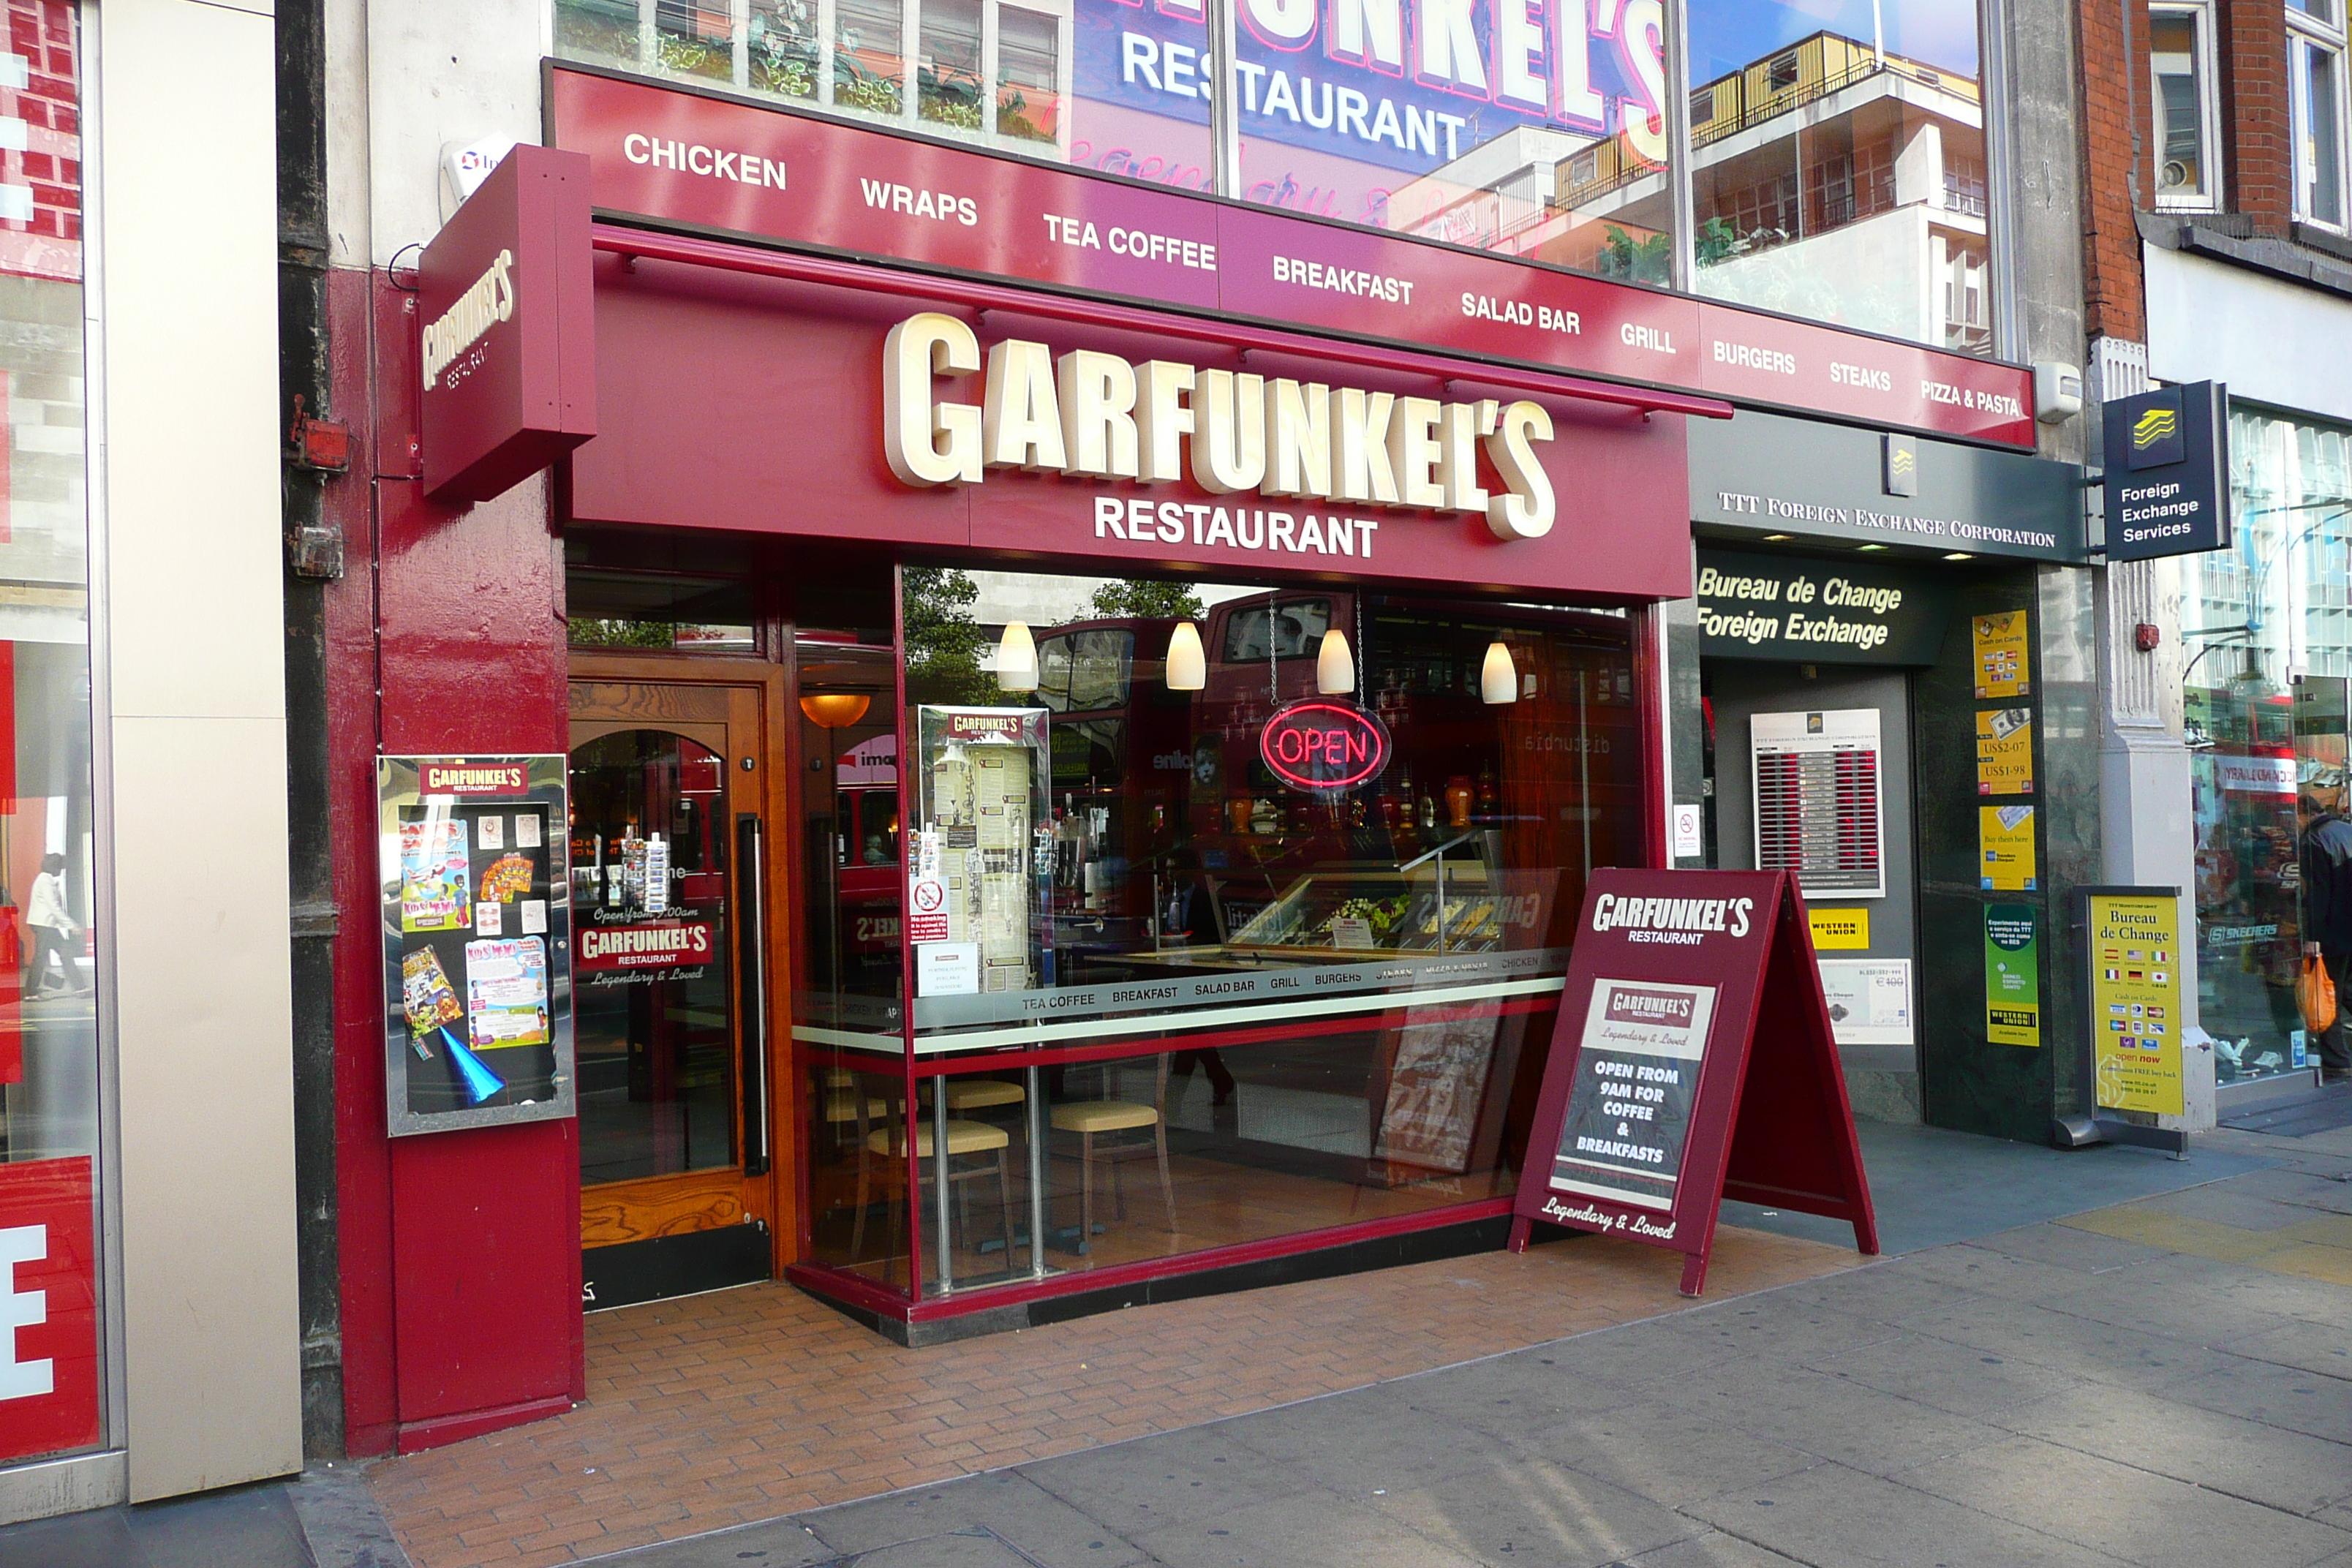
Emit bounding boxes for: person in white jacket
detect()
[25,852,85,996]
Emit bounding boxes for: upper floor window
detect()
[2151,4,2220,208]
[2293,0,2350,227]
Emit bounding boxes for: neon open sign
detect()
[1259,700,1392,793]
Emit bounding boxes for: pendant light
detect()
[996,620,1038,692]
[1165,621,1206,690]
[1317,628,1355,695]
[1480,641,1518,705]
[799,693,872,728]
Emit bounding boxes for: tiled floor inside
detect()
[369,1221,1866,1568]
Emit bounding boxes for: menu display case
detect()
[909,706,1054,1001]
[379,755,576,1136]
[1225,853,1552,958]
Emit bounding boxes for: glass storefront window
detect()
[2184,405,2352,1082]
[799,567,1643,1294]
[556,0,1200,183]
[0,0,101,1470]
[1688,0,1994,353]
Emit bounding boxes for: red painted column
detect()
[331,268,584,1456]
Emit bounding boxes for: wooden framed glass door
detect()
[568,665,790,1310]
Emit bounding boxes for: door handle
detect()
[737,813,772,1176]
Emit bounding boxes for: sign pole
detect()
[2054,884,2189,1157]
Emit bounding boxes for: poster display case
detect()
[379,755,576,1135]
[908,707,1054,1009]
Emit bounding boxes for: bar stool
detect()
[1049,1055,1175,1249]
[853,1115,1017,1264]
[920,1076,1028,1152]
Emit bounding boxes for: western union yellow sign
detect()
[1808,908,1869,949]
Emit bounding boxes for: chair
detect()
[1049,1055,1176,1250]
[853,1114,1018,1268]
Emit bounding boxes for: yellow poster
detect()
[1976,708,2034,795]
[2087,892,2185,1116]
[1972,611,2031,699]
[1978,804,2038,890]
[1808,908,1870,949]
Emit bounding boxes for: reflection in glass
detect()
[2303,41,2344,226]
[569,731,736,1184]
[796,569,1640,1296]
[2185,408,2352,1082]
[1687,0,1993,353]
[0,3,99,1465]
[2150,10,2209,203]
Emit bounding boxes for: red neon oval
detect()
[1259,701,1392,793]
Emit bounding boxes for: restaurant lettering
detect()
[1588,893,1754,941]
[881,312,1558,540]
[420,248,515,390]
[576,921,715,971]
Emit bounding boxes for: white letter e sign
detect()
[0,1223,51,1400]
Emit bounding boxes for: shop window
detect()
[555,0,1108,168]
[0,1,102,1473]
[2183,405,2352,1083]
[2151,4,2221,208]
[1690,0,1999,355]
[796,568,1644,1297]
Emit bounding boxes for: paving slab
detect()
[1613,1533,1813,1568]
[1018,1422,1312,1536]
[1898,1433,2352,1568]
[2163,1355,2352,1444]
[1891,1293,2236,1392]
[1997,1383,2352,1517]
[1801,1329,2091,1417]
[2228,1318,2352,1381]
[801,1471,1149,1566]
[1516,1403,1823,1507]
[1680,1460,2123,1568]
[1662,1365,2017,1477]
[1215,1384,1528,1495]
[1361,1453,1706,1567]
[1128,1490,1485,1568]
[567,1520,836,1568]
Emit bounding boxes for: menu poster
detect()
[1979,804,2039,890]
[1972,611,2032,699]
[1548,981,1715,1210]
[399,817,471,932]
[381,755,573,1136]
[1984,904,2042,1047]
[1975,707,2035,795]
[1510,869,1877,1296]
[1373,1009,1507,1175]
[1817,960,1913,1047]
[464,937,552,1049]
[2088,891,2185,1115]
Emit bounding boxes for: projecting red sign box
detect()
[418,144,598,503]
[1509,870,1877,1295]
[0,1156,100,1463]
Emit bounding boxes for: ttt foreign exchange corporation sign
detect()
[2102,382,2231,562]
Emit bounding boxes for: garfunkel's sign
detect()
[882,312,1561,543]
[1259,700,1392,792]
[2100,382,2231,562]
[1694,549,1956,666]
[418,144,598,503]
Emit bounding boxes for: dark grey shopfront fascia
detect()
[1677,413,2087,1132]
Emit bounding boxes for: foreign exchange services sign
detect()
[419,145,598,503]
[2102,382,2231,562]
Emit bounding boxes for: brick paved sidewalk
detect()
[577,1124,2352,1568]
[371,1224,1863,1568]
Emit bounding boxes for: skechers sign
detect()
[2101,382,2231,562]
[1259,700,1391,791]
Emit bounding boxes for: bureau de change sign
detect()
[1509,869,1878,1294]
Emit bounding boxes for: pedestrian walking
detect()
[2298,777,2352,1083]
[23,851,86,998]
